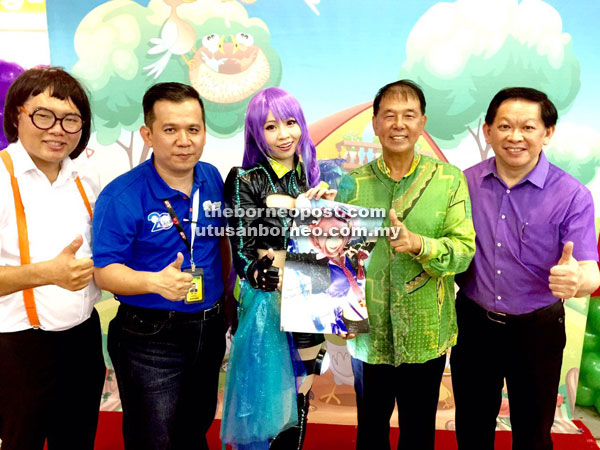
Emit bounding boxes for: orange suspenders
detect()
[0,150,93,328]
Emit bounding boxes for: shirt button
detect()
[497,296,502,300]
[506,189,510,194]
[501,215,506,219]
[497,242,502,247]
[497,270,502,274]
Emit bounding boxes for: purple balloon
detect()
[0,60,25,149]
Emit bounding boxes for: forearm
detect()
[575,261,600,297]
[416,233,476,277]
[0,261,57,296]
[94,263,159,296]
[220,237,233,291]
[415,176,475,277]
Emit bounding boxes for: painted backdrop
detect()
[2,0,599,433]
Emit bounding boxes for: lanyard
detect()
[162,189,200,270]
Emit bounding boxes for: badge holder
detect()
[184,266,204,304]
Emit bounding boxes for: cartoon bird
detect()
[319,338,354,405]
[144,0,198,79]
[187,31,271,104]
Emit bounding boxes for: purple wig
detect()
[242,87,321,187]
[0,60,25,149]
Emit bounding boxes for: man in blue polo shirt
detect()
[93,82,231,450]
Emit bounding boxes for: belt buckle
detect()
[486,310,507,325]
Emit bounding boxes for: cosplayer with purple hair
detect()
[242,87,321,187]
[221,87,335,450]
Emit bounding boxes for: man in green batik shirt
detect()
[335,80,475,450]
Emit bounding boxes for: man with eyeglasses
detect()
[0,67,105,450]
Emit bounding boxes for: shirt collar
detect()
[523,152,549,188]
[376,152,421,180]
[481,152,549,189]
[10,140,78,181]
[146,154,205,200]
[267,155,301,179]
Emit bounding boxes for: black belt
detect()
[459,292,563,326]
[119,298,223,322]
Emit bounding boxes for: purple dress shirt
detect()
[456,152,598,314]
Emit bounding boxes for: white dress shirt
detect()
[0,142,101,332]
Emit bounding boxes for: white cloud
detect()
[547,122,600,161]
[405,0,571,76]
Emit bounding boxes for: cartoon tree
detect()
[398,0,580,160]
[72,0,187,168]
[71,0,281,168]
[545,123,600,185]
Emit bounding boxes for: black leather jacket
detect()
[224,157,308,282]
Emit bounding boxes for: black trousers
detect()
[351,353,446,450]
[450,292,566,450]
[0,309,106,450]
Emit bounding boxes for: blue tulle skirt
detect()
[221,283,299,449]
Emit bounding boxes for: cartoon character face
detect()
[189,32,270,104]
[310,216,352,258]
[325,235,345,255]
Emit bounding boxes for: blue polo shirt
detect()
[93,157,226,312]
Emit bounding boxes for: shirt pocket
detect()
[519,222,560,270]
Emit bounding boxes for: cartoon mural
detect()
[66,0,280,170]
[2,0,600,435]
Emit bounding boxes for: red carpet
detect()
[93,412,599,449]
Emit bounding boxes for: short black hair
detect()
[3,66,92,159]
[373,79,426,116]
[142,82,205,128]
[485,87,558,127]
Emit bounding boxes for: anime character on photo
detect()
[307,214,370,334]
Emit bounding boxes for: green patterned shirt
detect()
[336,154,476,365]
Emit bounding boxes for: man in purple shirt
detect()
[452,87,600,450]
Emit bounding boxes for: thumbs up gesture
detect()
[388,209,422,254]
[151,252,194,301]
[50,235,94,291]
[549,241,581,299]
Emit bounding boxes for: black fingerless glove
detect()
[248,254,280,291]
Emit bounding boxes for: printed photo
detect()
[281,197,384,334]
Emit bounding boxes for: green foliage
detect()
[400,36,580,149]
[545,127,600,185]
[72,2,282,143]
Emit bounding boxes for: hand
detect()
[252,248,281,291]
[549,242,581,299]
[304,185,337,201]
[388,209,422,254]
[48,235,94,291]
[337,332,358,340]
[151,252,194,301]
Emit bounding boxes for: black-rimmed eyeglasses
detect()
[20,107,84,134]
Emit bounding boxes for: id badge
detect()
[184,267,204,304]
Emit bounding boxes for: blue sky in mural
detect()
[46,0,600,130]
